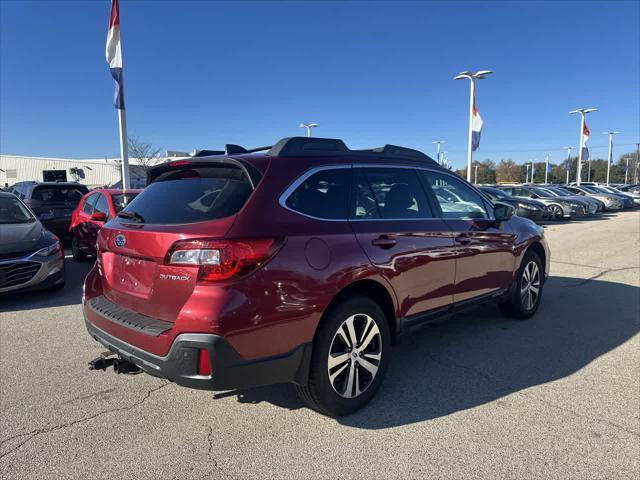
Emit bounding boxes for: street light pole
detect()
[432,140,446,165]
[299,123,318,138]
[563,146,573,184]
[602,131,620,186]
[525,164,531,183]
[624,157,631,184]
[570,108,597,186]
[531,160,536,184]
[454,70,492,182]
[544,154,550,184]
[474,164,479,184]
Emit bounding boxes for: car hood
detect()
[0,221,45,255]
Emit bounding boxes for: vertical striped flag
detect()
[106,0,125,109]
[471,98,483,151]
[581,120,590,161]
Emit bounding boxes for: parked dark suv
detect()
[10,181,89,239]
[84,137,549,416]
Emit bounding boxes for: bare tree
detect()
[495,159,521,183]
[127,136,162,168]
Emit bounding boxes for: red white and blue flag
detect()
[106,0,124,109]
[472,98,483,151]
[581,121,590,160]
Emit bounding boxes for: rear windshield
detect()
[110,193,140,213]
[31,185,88,203]
[121,166,252,224]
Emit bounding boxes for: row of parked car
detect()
[2,176,638,295]
[1,137,638,416]
[1,181,140,293]
[478,183,640,223]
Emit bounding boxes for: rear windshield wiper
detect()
[117,211,146,223]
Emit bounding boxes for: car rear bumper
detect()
[84,316,311,391]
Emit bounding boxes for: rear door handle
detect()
[372,235,397,249]
[454,233,472,245]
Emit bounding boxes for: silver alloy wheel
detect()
[327,313,382,399]
[549,204,564,220]
[520,261,541,311]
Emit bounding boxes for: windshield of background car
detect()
[0,196,35,224]
[110,193,140,213]
[121,166,252,224]
[482,187,510,199]
[581,186,600,194]
[530,187,553,197]
[31,185,88,203]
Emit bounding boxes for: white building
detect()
[0,155,150,189]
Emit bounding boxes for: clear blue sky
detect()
[1,0,639,168]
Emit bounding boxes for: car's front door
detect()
[420,171,516,303]
[348,167,456,318]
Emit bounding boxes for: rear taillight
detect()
[167,238,283,282]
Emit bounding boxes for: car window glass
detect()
[352,171,380,219]
[0,196,35,224]
[286,168,351,219]
[82,194,98,214]
[421,172,488,219]
[94,194,110,219]
[358,168,432,219]
[31,185,87,203]
[111,193,139,213]
[126,166,254,225]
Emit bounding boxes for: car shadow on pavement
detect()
[0,255,92,313]
[224,276,640,426]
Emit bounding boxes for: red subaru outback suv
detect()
[84,137,549,416]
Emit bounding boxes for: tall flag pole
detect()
[106,0,130,189]
[565,146,572,184]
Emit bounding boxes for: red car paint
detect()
[83,139,549,395]
[71,189,142,257]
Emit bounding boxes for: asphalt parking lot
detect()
[1,212,639,480]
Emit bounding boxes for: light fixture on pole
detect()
[602,131,620,185]
[454,70,492,182]
[569,108,597,186]
[299,123,318,138]
[563,146,573,184]
[432,140,446,165]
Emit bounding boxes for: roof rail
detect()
[267,137,436,163]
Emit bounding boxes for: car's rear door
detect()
[420,170,516,303]
[86,193,109,253]
[348,167,456,318]
[74,193,99,247]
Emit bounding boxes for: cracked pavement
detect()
[1,211,639,479]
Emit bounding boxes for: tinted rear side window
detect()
[31,185,87,203]
[122,166,252,224]
[358,168,432,219]
[111,193,139,213]
[285,168,351,219]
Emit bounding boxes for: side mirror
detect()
[493,202,515,221]
[90,211,106,222]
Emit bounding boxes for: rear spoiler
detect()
[147,156,262,189]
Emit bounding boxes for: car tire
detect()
[71,236,88,262]
[548,204,564,220]
[499,250,544,319]
[296,295,391,417]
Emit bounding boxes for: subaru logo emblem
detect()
[114,234,126,248]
